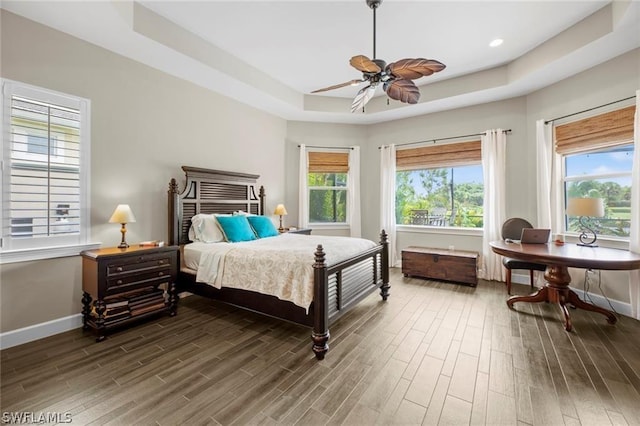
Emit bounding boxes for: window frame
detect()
[1,79,98,264]
[306,150,351,226]
[396,161,484,230]
[561,144,634,241]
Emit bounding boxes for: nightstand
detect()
[285,227,312,235]
[81,245,179,341]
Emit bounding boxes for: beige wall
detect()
[0,11,287,332]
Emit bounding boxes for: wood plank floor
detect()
[2,268,640,425]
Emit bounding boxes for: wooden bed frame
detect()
[167,166,390,359]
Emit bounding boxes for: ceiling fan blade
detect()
[311,79,365,94]
[387,58,446,80]
[351,84,378,113]
[350,55,382,73]
[384,79,420,104]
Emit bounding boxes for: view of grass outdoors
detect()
[396,165,484,228]
[565,145,633,238]
[308,172,347,223]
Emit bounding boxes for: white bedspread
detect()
[183,233,377,311]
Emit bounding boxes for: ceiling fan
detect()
[311,0,446,113]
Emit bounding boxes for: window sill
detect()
[397,225,483,237]
[561,234,629,250]
[0,242,102,264]
[309,223,350,230]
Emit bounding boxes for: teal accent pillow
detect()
[215,215,257,242]
[247,215,279,238]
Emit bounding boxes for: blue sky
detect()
[566,146,634,177]
[404,145,634,196]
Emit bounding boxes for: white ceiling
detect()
[3,1,639,124]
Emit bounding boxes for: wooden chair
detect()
[501,218,547,294]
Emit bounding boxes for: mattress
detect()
[182,233,377,310]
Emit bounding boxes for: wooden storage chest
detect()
[402,246,479,287]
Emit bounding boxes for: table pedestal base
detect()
[506,265,617,331]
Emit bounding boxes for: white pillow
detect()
[190,214,225,243]
[188,224,198,241]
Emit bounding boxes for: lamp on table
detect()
[274,204,288,232]
[109,204,136,248]
[566,197,604,247]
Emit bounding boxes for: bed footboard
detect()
[312,230,390,360]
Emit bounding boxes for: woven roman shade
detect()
[308,151,349,173]
[396,140,481,171]
[555,105,635,155]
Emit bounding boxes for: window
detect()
[307,151,349,224]
[1,80,91,260]
[395,140,483,228]
[556,105,634,239]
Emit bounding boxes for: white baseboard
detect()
[0,314,83,350]
[511,272,632,317]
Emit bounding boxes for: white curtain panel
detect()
[536,119,563,232]
[298,144,309,229]
[380,145,398,267]
[348,146,362,237]
[535,120,563,285]
[629,90,640,320]
[480,129,507,281]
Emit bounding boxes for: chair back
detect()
[502,217,533,240]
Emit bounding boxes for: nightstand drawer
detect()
[107,254,173,275]
[106,269,173,294]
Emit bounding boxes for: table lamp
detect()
[274,204,288,232]
[566,197,604,247]
[109,204,136,248]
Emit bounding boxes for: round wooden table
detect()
[490,241,640,331]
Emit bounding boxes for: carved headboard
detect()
[168,166,265,245]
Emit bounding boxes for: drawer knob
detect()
[158,260,165,265]
[116,267,123,272]
[433,255,439,263]
[158,272,164,277]
[116,279,123,285]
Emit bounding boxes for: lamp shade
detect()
[274,204,288,216]
[108,204,137,224]
[566,198,605,217]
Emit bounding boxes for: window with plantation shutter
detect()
[2,80,92,261]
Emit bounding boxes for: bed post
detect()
[259,186,265,215]
[168,178,180,245]
[312,244,330,360]
[380,229,390,301]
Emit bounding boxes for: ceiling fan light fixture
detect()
[489,38,504,47]
[311,0,445,113]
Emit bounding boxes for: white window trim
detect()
[397,224,483,237]
[1,79,93,262]
[395,164,484,230]
[1,242,102,264]
[560,145,633,242]
[307,149,351,226]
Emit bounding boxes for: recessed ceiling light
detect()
[489,39,503,47]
